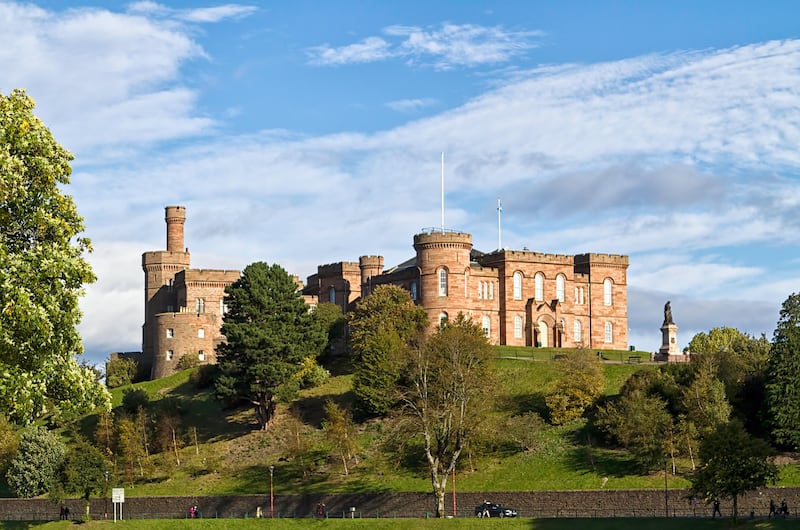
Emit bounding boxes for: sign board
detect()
[112,488,125,503]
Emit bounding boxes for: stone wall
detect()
[3,488,798,521]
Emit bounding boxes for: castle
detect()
[133,206,629,379]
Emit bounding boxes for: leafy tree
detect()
[116,415,147,484]
[349,285,427,416]
[545,350,605,425]
[765,293,800,449]
[0,89,111,423]
[313,302,347,355]
[105,357,138,388]
[52,437,109,518]
[0,414,18,476]
[6,426,65,498]
[323,400,358,475]
[93,409,116,461]
[681,355,731,437]
[397,314,494,518]
[688,420,778,521]
[596,391,674,472]
[215,262,326,430]
[121,388,150,414]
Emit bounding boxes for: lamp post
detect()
[663,456,669,517]
[104,471,109,519]
[269,465,274,518]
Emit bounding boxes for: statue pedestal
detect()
[656,323,687,362]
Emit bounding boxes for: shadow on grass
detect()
[497,391,549,418]
[292,391,356,429]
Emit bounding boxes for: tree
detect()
[0,89,111,424]
[765,293,800,449]
[322,400,358,475]
[397,314,495,518]
[681,355,731,437]
[6,426,65,498]
[349,285,427,416]
[688,420,778,521]
[0,414,18,475]
[105,357,138,388]
[313,302,347,356]
[215,262,326,430]
[545,350,605,425]
[52,437,110,518]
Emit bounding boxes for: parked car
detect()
[474,501,518,518]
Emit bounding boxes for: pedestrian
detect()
[59,506,65,520]
[256,506,263,518]
[64,506,70,520]
[769,499,776,518]
[712,498,721,518]
[189,505,195,518]
[781,499,788,517]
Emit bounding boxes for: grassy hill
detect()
[76,347,798,497]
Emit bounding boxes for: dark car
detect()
[474,501,518,518]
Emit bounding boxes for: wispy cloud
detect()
[307,23,542,69]
[127,1,257,22]
[385,98,437,112]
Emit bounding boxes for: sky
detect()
[2,1,799,366]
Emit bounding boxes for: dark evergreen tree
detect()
[765,293,800,449]
[214,262,326,430]
[348,285,427,416]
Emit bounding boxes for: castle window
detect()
[166,350,173,361]
[489,282,494,300]
[477,282,482,299]
[438,269,448,297]
[198,328,205,339]
[410,282,417,301]
[483,281,489,300]
[556,275,565,302]
[573,320,582,343]
[604,322,613,343]
[195,298,205,313]
[167,279,173,292]
[482,316,491,338]
[513,271,522,300]
[220,299,229,315]
[534,273,544,301]
[167,304,174,312]
[328,286,336,304]
[166,328,174,338]
[513,316,523,339]
[604,278,613,306]
[438,312,449,327]
[198,350,206,361]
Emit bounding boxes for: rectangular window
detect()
[438,269,448,296]
[198,328,205,339]
[167,304,174,312]
[198,350,206,361]
[166,350,173,361]
[513,316,523,339]
[166,328,174,338]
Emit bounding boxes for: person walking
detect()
[712,498,721,518]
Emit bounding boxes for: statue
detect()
[663,301,674,326]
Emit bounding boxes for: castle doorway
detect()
[537,321,549,348]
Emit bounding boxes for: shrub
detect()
[121,388,150,413]
[190,364,220,389]
[105,358,137,388]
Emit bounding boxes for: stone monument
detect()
[657,301,687,362]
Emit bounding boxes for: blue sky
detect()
[2,1,799,365]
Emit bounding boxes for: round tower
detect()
[359,255,384,296]
[165,205,186,252]
[413,230,472,326]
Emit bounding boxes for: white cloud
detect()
[307,23,541,68]
[385,98,437,112]
[127,1,257,22]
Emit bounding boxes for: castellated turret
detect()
[359,255,384,297]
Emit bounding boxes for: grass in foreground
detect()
[0,517,796,530]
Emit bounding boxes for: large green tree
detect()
[215,262,326,430]
[765,292,800,449]
[52,437,110,518]
[688,420,778,521]
[349,285,428,416]
[397,314,495,518]
[545,350,605,425]
[0,89,110,423]
[6,426,65,498]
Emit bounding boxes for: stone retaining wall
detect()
[2,488,798,521]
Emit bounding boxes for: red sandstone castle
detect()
[134,206,629,379]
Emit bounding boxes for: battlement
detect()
[317,261,361,276]
[414,230,472,250]
[142,250,190,268]
[574,253,629,266]
[359,255,384,266]
[177,269,240,283]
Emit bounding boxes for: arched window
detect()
[410,282,417,301]
[439,312,449,327]
[328,286,336,304]
[513,271,523,300]
[573,320,582,343]
[438,269,448,297]
[482,316,491,338]
[534,273,544,301]
[604,278,613,306]
[514,316,523,338]
[604,322,613,343]
[556,274,565,302]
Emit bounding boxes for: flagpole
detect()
[441,152,445,233]
[497,197,502,250]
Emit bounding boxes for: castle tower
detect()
[141,206,191,376]
[359,255,384,297]
[414,230,473,328]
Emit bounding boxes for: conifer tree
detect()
[765,293,800,449]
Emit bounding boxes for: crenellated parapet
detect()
[317,261,360,277]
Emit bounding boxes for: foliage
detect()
[323,400,358,475]
[116,415,147,485]
[105,357,138,388]
[177,354,200,370]
[545,350,605,425]
[122,388,150,414]
[189,364,220,389]
[0,414,18,474]
[596,391,673,472]
[349,285,428,417]
[0,89,111,424]
[215,262,327,430]
[93,409,116,460]
[295,356,330,388]
[51,437,109,513]
[688,420,778,521]
[396,314,495,517]
[681,355,731,437]
[765,293,800,450]
[504,412,548,454]
[6,426,65,497]
[314,302,347,349]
